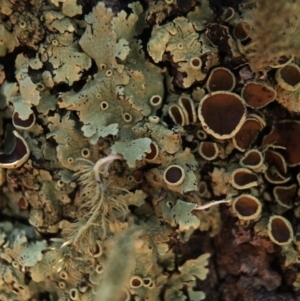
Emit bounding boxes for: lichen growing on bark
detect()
[1,0,300,300]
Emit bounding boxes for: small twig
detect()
[194,199,232,211]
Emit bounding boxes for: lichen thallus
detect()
[61,153,232,250]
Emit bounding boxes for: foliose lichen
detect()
[1,0,300,299]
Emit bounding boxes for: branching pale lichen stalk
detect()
[65,154,128,248]
[93,153,123,184]
[244,0,300,71]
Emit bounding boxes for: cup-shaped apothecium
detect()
[163,165,185,186]
[267,215,294,246]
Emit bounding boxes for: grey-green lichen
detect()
[1,0,300,300]
[147,11,218,88]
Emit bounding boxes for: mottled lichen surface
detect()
[1,0,300,300]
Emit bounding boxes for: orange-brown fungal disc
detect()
[149,95,163,108]
[206,67,236,92]
[198,181,211,198]
[233,21,251,41]
[142,278,154,288]
[0,131,30,169]
[241,82,276,109]
[269,55,293,69]
[267,215,293,246]
[264,149,290,184]
[130,276,143,289]
[133,170,144,183]
[273,184,297,209]
[12,111,36,130]
[263,121,300,166]
[265,150,288,175]
[100,101,109,110]
[198,91,246,140]
[69,288,79,300]
[275,63,300,91]
[81,148,91,159]
[168,104,185,126]
[232,194,262,221]
[198,142,219,161]
[178,95,196,124]
[58,281,66,290]
[198,181,207,196]
[239,149,264,170]
[265,168,290,185]
[196,129,207,140]
[189,57,202,70]
[123,112,133,123]
[163,165,185,186]
[145,142,159,162]
[95,264,104,274]
[18,197,28,210]
[59,271,69,281]
[232,116,265,152]
[231,168,259,190]
[36,82,45,92]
